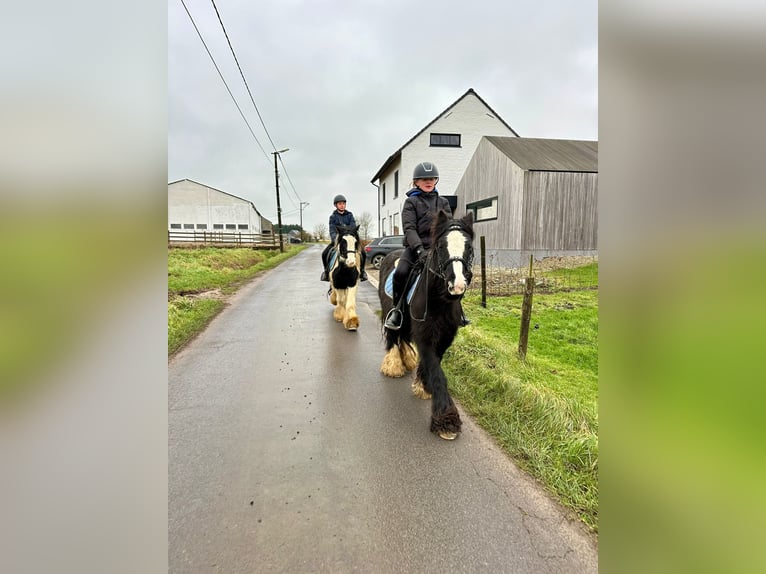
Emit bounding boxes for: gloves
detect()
[416,247,428,262]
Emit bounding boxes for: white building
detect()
[370,88,518,236]
[168,179,272,235]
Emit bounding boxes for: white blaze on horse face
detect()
[343,236,357,267]
[446,230,468,295]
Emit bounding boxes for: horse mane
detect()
[334,224,361,250]
[429,210,475,244]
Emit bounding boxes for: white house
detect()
[370,88,518,236]
[168,179,272,235]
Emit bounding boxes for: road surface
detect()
[169,245,597,573]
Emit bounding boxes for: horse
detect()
[327,224,362,331]
[377,210,475,440]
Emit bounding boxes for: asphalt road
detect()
[169,245,597,573]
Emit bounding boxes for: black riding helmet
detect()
[333,194,347,205]
[412,162,439,180]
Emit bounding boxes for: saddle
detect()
[384,259,422,305]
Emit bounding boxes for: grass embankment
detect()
[445,263,598,531]
[168,245,306,356]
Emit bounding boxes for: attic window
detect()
[466,196,498,222]
[430,133,461,147]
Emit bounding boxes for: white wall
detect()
[168,180,263,233]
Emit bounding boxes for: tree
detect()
[314,223,328,242]
[357,211,373,240]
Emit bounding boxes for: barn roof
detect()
[168,178,270,221]
[370,88,520,183]
[485,137,598,172]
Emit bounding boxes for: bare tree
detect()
[357,211,373,240]
[313,223,328,242]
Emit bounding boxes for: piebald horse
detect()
[328,224,362,331]
[378,211,474,439]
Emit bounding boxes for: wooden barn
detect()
[455,137,598,267]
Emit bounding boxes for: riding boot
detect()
[459,302,471,327]
[384,287,403,330]
[359,253,368,281]
[320,270,329,281]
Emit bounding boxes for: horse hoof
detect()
[438,431,459,441]
[411,379,431,400]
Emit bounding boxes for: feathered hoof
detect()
[329,291,337,305]
[401,344,418,371]
[344,316,359,331]
[430,406,462,439]
[411,377,431,400]
[380,349,406,378]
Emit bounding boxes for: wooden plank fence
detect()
[168,230,278,248]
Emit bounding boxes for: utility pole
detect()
[299,201,310,241]
[272,148,289,252]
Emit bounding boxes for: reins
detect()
[409,224,473,323]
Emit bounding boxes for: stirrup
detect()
[384,308,402,331]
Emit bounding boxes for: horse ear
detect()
[354,225,360,233]
[436,209,450,226]
[462,211,474,226]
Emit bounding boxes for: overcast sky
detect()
[168,0,597,234]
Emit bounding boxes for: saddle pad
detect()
[328,248,338,269]
[384,270,420,303]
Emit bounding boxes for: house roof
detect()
[485,137,598,172]
[370,88,520,183]
[168,178,270,221]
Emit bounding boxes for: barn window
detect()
[170,223,181,229]
[466,197,498,222]
[429,133,461,147]
[226,224,236,230]
[213,224,224,230]
[183,223,194,229]
[196,224,207,229]
[238,224,248,230]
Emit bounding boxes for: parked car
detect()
[365,235,405,269]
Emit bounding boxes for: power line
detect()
[179,0,272,167]
[210,0,304,207]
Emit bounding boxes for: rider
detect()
[321,194,368,282]
[384,162,470,331]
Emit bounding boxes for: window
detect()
[226,224,236,230]
[382,236,403,246]
[430,133,461,147]
[394,170,399,199]
[213,224,224,230]
[466,197,498,222]
[237,224,248,230]
[170,223,181,229]
[196,224,207,230]
[393,213,399,235]
[183,223,194,229]
[382,182,386,205]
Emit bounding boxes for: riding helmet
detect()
[333,194,347,205]
[413,162,439,180]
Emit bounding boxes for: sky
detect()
[168,0,598,235]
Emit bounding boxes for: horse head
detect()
[335,224,361,269]
[428,210,475,297]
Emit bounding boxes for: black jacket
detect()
[401,188,452,251]
[328,209,357,242]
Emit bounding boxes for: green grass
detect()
[444,267,598,531]
[168,245,306,355]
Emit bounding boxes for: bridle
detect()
[426,224,474,285]
[410,224,473,322]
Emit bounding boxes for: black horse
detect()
[328,224,362,330]
[378,211,475,439]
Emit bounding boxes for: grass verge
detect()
[444,264,598,531]
[168,245,306,356]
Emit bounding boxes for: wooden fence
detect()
[168,230,278,248]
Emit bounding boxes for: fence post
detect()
[518,254,535,360]
[480,236,487,308]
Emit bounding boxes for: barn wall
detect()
[522,171,598,251]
